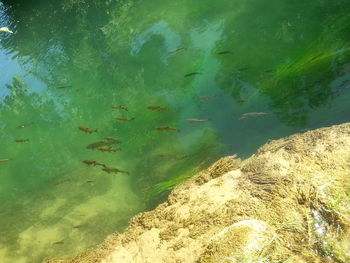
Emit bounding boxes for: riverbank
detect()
[46,123,350,263]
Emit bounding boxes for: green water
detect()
[0,0,350,262]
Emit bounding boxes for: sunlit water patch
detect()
[0,0,350,262]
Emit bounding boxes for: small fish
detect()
[82,160,105,167]
[97,146,121,152]
[102,166,129,175]
[140,187,151,193]
[52,241,64,246]
[15,139,29,143]
[56,85,71,89]
[78,126,97,134]
[111,105,128,111]
[217,51,232,55]
[237,67,249,71]
[156,153,177,158]
[186,119,209,123]
[72,224,85,229]
[115,117,135,121]
[104,136,121,143]
[168,47,186,54]
[264,69,274,73]
[86,141,114,150]
[147,106,169,111]
[0,27,13,33]
[184,72,202,77]
[239,112,271,120]
[155,126,180,132]
[17,122,33,128]
[197,95,217,100]
[237,100,248,104]
[85,180,94,184]
[0,159,11,163]
[54,179,70,186]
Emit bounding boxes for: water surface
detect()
[1,0,350,262]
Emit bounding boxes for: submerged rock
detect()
[45,123,350,263]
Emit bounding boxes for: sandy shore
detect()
[46,123,350,263]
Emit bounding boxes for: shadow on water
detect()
[0,0,350,261]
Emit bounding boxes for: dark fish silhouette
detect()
[264,69,274,73]
[239,112,271,120]
[0,159,11,163]
[52,240,65,245]
[72,224,85,229]
[115,117,135,121]
[168,47,186,54]
[156,153,177,158]
[217,51,232,55]
[186,119,209,123]
[102,166,129,175]
[104,136,121,143]
[82,160,105,167]
[237,67,249,71]
[56,85,71,89]
[155,126,180,132]
[78,126,97,134]
[86,141,114,150]
[111,105,128,111]
[15,139,29,143]
[237,100,248,104]
[184,72,202,77]
[197,95,217,100]
[97,146,121,152]
[147,106,169,111]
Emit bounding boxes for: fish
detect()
[237,100,248,104]
[85,180,94,184]
[86,141,114,150]
[340,67,350,73]
[17,122,33,128]
[72,224,85,229]
[186,119,209,123]
[0,27,13,33]
[168,47,186,54]
[197,95,217,100]
[237,67,249,71]
[184,72,202,77]
[102,166,129,175]
[111,105,128,111]
[0,159,11,163]
[15,139,29,143]
[97,146,121,152]
[78,126,97,134]
[155,126,180,132]
[115,117,135,121]
[140,187,151,193]
[52,241,64,245]
[82,160,105,167]
[147,106,169,111]
[104,136,121,143]
[156,153,178,158]
[56,85,71,89]
[264,69,274,73]
[217,51,232,55]
[239,112,271,120]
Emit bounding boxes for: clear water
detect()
[0,0,349,262]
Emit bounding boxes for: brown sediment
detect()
[45,123,350,263]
